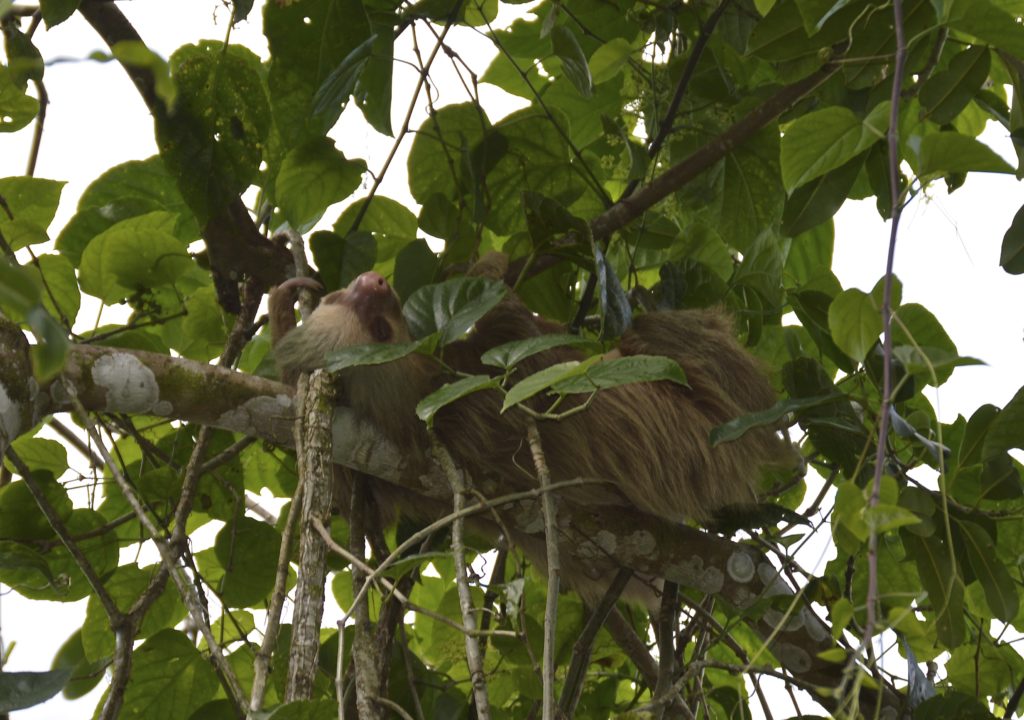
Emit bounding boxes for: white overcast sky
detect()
[1,2,1023,718]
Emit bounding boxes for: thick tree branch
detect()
[285,371,336,702]
[0,331,903,715]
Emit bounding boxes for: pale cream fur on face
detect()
[274,288,411,375]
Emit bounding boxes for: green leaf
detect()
[862,503,921,533]
[891,302,959,385]
[0,176,64,234]
[903,533,965,648]
[782,154,862,237]
[408,103,490,205]
[8,436,67,478]
[480,334,597,370]
[589,37,632,84]
[79,212,193,303]
[162,286,230,361]
[827,288,881,362]
[111,42,176,108]
[34,254,80,325]
[0,66,39,132]
[551,355,687,394]
[999,202,1024,274]
[916,133,1015,176]
[982,384,1024,460]
[38,0,78,27]
[920,46,991,125]
[416,374,499,425]
[82,564,186,662]
[276,137,366,232]
[1,506,118,601]
[0,668,71,712]
[232,0,255,23]
[551,25,592,97]
[711,394,841,445]
[157,42,270,222]
[816,647,847,663]
[393,239,440,301]
[833,481,868,541]
[120,630,219,719]
[264,0,372,149]
[953,519,1019,621]
[52,630,105,700]
[325,341,421,372]
[4,22,43,85]
[213,517,282,607]
[26,306,68,380]
[948,0,1024,58]
[914,693,997,720]
[311,34,376,119]
[354,17,395,137]
[502,357,600,411]
[310,230,376,289]
[403,276,507,345]
[482,109,582,234]
[56,156,198,266]
[0,257,41,315]
[334,196,418,263]
[780,102,889,192]
[945,643,1024,699]
[0,540,56,587]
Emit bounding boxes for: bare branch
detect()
[433,435,491,719]
[285,371,336,701]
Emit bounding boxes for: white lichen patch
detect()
[764,607,805,633]
[726,551,755,583]
[92,353,162,414]
[801,607,831,643]
[218,394,293,435]
[575,530,619,562]
[665,556,725,594]
[512,500,545,534]
[619,530,657,558]
[772,641,812,673]
[0,383,22,450]
[757,562,793,598]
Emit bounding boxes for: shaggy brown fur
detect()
[270,255,793,599]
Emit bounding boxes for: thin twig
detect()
[4,450,120,621]
[652,582,679,720]
[344,479,600,641]
[285,371,336,702]
[432,436,491,720]
[311,518,517,638]
[337,620,347,720]
[863,0,908,654]
[558,568,633,717]
[589,58,840,243]
[348,10,460,235]
[62,390,248,714]
[525,419,559,720]
[349,477,383,720]
[249,480,305,713]
[373,696,417,720]
[48,416,103,468]
[25,78,47,177]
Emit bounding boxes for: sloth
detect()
[270,253,794,598]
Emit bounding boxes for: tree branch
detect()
[589,60,839,244]
[0,329,904,715]
[77,0,292,311]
